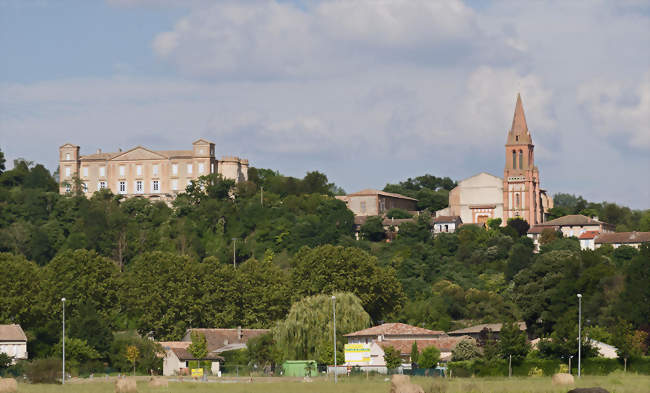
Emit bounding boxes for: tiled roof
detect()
[183,328,269,352]
[578,231,600,240]
[0,324,27,341]
[447,322,526,335]
[595,232,650,244]
[169,347,222,361]
[433,216,462,224]
[159,341,190,349]
[528,225,558,234]
[536,215,607,227]
[80,152,119,161]
[344,323,444,337]
[379,336,472,354]
[347,189,417,201]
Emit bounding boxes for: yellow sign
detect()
[191,368,204,377]
[344,343,371,363]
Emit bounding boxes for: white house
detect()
[433,216,462,234]
[594,232,650,250]
[0,324,28,363]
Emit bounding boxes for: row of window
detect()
[512,150,526,170]
[65,179,190,194]
[65,163,208,179]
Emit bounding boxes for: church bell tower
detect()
[503,94,543,225]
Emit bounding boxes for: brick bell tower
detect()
[503,94,542,225]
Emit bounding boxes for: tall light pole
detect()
[61,297,66,385]
[577,294,582,378]
[332,295,337,383]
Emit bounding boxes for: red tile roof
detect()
[447,322,526,335]
[578,231,600,240]
[595,232,650,244]
[0,324,27,341]
[379,336,472,354]
[344,323,443,337]
[183,328,269,352]
[433,216,462,224]
[347,189,417,201]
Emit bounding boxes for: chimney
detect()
[237,326,242,341]
[96,148,102,154]
[118,148,122,152]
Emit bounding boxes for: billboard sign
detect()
[344,343,371,364]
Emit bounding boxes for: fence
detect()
[447,357,650,377]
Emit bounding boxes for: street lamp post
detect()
[332,295,337,383]
[61,297,66,385]
[569,355,573,374]
[577,294,582,378]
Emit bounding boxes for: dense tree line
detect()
[0,150,648,374]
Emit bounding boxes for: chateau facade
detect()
[436,94,552,225]
[58,139,248,199]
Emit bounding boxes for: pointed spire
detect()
[507,93,532,145]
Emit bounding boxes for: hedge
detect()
[447,357,650,377]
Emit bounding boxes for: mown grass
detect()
[11,373,650,393]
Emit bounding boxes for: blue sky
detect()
[1,0,649,208]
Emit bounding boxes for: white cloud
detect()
[2,0,649,207]
[577,73,650,148]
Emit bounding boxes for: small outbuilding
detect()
[282,360,317,377]
[0,324,28,363]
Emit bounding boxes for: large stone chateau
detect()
[58,139,248,200]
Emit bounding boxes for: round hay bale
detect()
[115,378,137,393]
[389,374,424,393]
[567,388,610,393]
[148,377,168,388]
[0,378,18,393]
[551,373,575,386]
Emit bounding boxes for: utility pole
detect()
[577,293,582,378]
[61,297,66,385]
[232,238,238,268]
[332,295,337,383]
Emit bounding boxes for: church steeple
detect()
[506,93,532,145]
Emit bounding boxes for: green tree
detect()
[126,345,139,375]
[410,341,419,364]
[0,253,44,328]
[385,208,412,219]
[383,346,402,369]
[273,292,370,360]
[41,250,121,326]
[290,245,405,320]
[451,339,481,361]
[68,302,114,357]
[109,332,163,373]
[247,332,281,369]
[419,346,441,368]
[187,332,208,360]
[53,337,101,370]
[611,319,646,359]
[487,218,502,230]
[616,244,650,326]
[360,216,386,242]
[0,353,12,370]
[498,321,530,361]
[507,217,530,237]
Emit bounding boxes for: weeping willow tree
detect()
[273,292,371,362]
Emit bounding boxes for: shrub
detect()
[385,209,412,219]
[25,358,62,383]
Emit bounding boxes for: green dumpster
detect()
[282,360,317,377]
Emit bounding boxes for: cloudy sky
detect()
[1,0,648,208]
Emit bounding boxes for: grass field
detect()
[8,374,650,393]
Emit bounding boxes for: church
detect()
[436,94,553,226]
